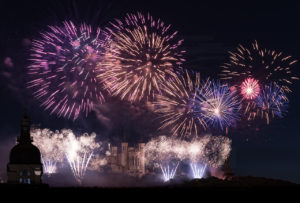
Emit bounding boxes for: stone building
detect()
[7,111,43,184]
[106,142,145,177]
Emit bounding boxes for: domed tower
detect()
[7,111,43,184]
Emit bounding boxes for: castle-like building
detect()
[6,111,43,184]
[106,142,145,177]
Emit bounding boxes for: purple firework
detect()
[27,21,109,120]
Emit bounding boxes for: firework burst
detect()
[220,40,298,93]
[194,81,241,130]
[255,83,289,124]
[154,71,208,138]
[241,78,260,100]
[28,21,109,120]
[97,12,185,102]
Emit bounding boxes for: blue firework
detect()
[193,80,241,130]
[255,83,289,124]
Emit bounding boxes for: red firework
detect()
[241,78,260,100]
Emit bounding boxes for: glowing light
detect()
[190,163,207,179]
[160,163,179,182]
[41,159,57,175]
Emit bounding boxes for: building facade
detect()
[107,142,145,177]
[7,112,43,184]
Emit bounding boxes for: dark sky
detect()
[0,0,300,184]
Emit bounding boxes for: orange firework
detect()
[97,12,185,102]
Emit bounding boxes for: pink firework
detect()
[27,21,109,120]
[240,78,260,100]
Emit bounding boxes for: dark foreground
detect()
[1,176,299,199]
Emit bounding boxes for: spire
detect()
[17,109,32,144]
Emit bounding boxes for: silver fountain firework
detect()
[62,131,100,184]
[31,128,66,175]
[144,135,231,181]
[32,128,102,183]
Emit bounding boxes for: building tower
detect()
[121,142,128,171]
[138,143,145,175]
[7,111,43,184]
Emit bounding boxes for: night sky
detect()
[0,0,299,184]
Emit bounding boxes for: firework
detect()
[28,21,109,120]
[220,40,298,93]
[144,135,231,181]
[241,78,260,100]
[31,128,102,182]
[255,83,289,124]
[154,70,208,138]
[194,81,241,130]
[63,131,100,184]
[160,162,179,182]
[31,128,66,175]
[201,135,232,168]
[97,12,185,102]
[42,159,57,175]
[190,163,207,179]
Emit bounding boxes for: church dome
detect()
[8,110,42,165]
[9,142,41,164]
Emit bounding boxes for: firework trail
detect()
[220,40,298,93]
[154,70,209,138]
[97,12,185,102]
[190,163,207,179]
[63,131,100,184]
[160,162,179,182]
[66,151,93,184]
[254,83,289,124]
[28,21,110,120]
[144,135,231,181]
[194,80,241,130]
[42,159,57,175]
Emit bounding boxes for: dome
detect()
[9,143,41,164]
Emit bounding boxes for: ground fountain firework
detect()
[190,162,207,179]
[31,128,66,175]
[28,21,110,120]
[160,162,179,182]
[62,131,101,184]
[31,128,102,183]
[144,135,231,182]
[97,12,185,102]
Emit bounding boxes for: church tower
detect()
[7,111,43,184]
